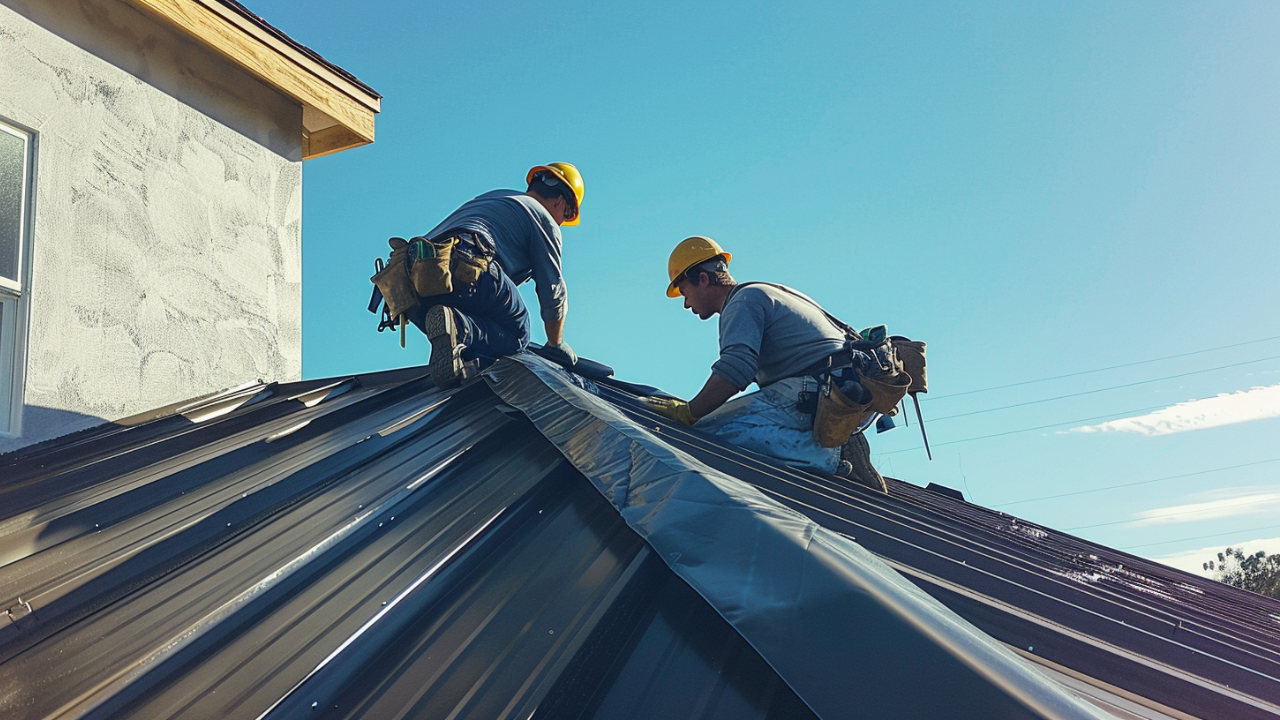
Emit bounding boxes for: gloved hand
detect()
[643,397,696,426]
[546,340,578,366]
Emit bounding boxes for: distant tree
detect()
[1204,547,1280,599]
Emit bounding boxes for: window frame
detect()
[0,119,34,438]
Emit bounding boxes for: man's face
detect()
[677,274,718,320]
[546,196,569,225]
[547,195,577,226]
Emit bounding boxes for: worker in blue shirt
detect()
[408,163,584,388]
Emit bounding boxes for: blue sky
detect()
[253,0,1280,573]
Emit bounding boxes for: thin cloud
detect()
[1131,489,1280,527]
[1070,383,1280,436]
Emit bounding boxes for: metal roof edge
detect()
[483,355,1115,720]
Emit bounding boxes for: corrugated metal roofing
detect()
[588,378,1280,720]
[0,369,813,719]
[2,354,1278,719]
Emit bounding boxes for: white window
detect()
[0,121,31,436]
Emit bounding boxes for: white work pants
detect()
[694,376,841,474]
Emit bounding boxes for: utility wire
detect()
[876,400,1176,456]
[1120,522,1280,551]
[992,458,1280,508]
[928,353,1280,423]
[1065,494,1280,532]
[927,333,1280,401]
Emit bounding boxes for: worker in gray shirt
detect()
[408,163,583,388]
[648,235,886,491]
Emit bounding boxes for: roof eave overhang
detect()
[124,0,381,160]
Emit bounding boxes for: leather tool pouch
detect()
[451,245,490,285]
[813,379,875,448]
[858,338,910,414]
[859,367,910,414]
[370,237,420,318]
[891,336,927,394]
[410,236,455,297]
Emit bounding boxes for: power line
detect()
[880,379,1280,456]
[1065,494,1280,532]
[1120,522,1280,551]
[992,458,1280,508]
[928,353,1280,423]
[876,400,1176,456]
[927,333,1280,401]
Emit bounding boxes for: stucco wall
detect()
[0,0,303,448]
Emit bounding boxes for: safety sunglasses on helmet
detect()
[537,172,578,219]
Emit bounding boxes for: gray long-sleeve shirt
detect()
[424,190,567,323]
[712,283,848,390]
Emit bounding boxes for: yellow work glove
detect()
[644,397,696,426]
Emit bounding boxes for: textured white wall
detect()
[0,0,303,448]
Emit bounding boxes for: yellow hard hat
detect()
[666,235,732,298]
[527,162,585,226]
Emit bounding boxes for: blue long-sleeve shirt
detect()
[424,190,567,323]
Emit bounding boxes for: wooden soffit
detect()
[124,0,381,159]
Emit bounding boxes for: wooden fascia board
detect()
[303,125,370,160]
[125,0,378,151]
[194,0,380,114]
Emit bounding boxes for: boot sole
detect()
[424,306,463,389]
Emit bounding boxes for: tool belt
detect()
[808,334,912,448]
[368,231,497,335]
[794,322,929,449]
[406,231,494,297]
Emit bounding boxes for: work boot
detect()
[837,432,887,493]
[424,305,468,389]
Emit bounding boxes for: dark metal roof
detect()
[589,379,1280,720]
[2,354,1277,719]
[0,369,821,719]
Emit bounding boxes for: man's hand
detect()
[545,340,578,366]
[644,397,696,426]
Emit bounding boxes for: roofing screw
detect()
[1028,646,1034,652]
[226,523,231,527]
[548,630,554,635]
[311,701,318,708]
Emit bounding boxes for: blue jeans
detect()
[409,258,531,363]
